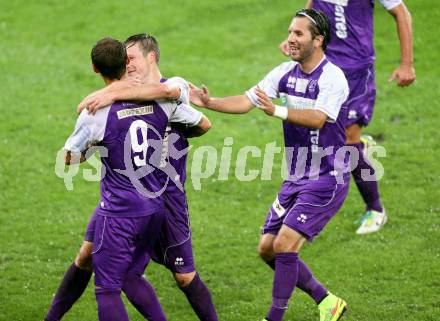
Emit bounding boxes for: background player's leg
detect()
[347,124,386,234]
[44,242,93,321]
[175,271,219,321]
[95,287,129,321]
[123,272,167,321]
[347,124,383,213]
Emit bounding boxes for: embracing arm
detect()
[77,79,183,114]
[64,151,87,165]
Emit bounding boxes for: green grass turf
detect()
[0,0,439,320]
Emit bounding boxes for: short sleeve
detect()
[168,103,203,127]
[166,76,190,104]
[314,64,349,122]
[378,0,402,10]
[245,61,295,106]
[64,108,110,153]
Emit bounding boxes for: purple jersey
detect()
[312,0,402,70]
[246,58,349,183]
[64,78,202,217]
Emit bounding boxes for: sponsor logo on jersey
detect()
[310,129,320,153]
[117,105,154,119]
[295,78,310,93]
[335,4,348,39]
[321,0,348,6]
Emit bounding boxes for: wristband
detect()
[273,105,288,120]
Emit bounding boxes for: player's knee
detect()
[346,124,362,144]
[257,242,274,262]
[75,246,93,271]
[174,271,196,288]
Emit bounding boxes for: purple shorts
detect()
[151,185,195,273]
[84,208,98,242]
[92,211,164,289]
[344,64,376,127]
[262,179,349,241]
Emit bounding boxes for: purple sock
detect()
[349,142,383,212]
[45,262,92,321]
[95,288,129,321]
[266,253,299,321]
[265,258,326,304]
[122,273,167,321]
[296,259,328,304]
[179,273,218,321]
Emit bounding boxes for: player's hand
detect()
[279,39,290,57]
[189,83,211,108]
[254,87,275,116]
[77,88,115,115]
[388,63,415,87]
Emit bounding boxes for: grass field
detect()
[1,0,439,320]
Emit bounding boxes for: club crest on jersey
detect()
[308,80,318,93]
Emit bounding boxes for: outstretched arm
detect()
[189,84,254,114]
[77,79,182,114]
[387,3,416,87]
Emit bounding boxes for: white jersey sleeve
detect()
[378,0,402,10]
[315,63,349,122]
[64,107,110,153]
[159,100,203,127]
[165,76,190,104]
[245,61,296,106]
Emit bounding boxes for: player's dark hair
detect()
[124,33,160,64]
[295,9,331,51]
[91,37,127,80]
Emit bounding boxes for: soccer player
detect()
[279,0,416,234]
[45,34,218,321]
[190,9,349,321]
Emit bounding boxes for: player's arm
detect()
[190,84,254,114]
[387,2,416,86]
[77,79,182,115]
[255,87,327,129]
[64,151,87,165]
[184,115,212,137]
[64,109,107,165]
